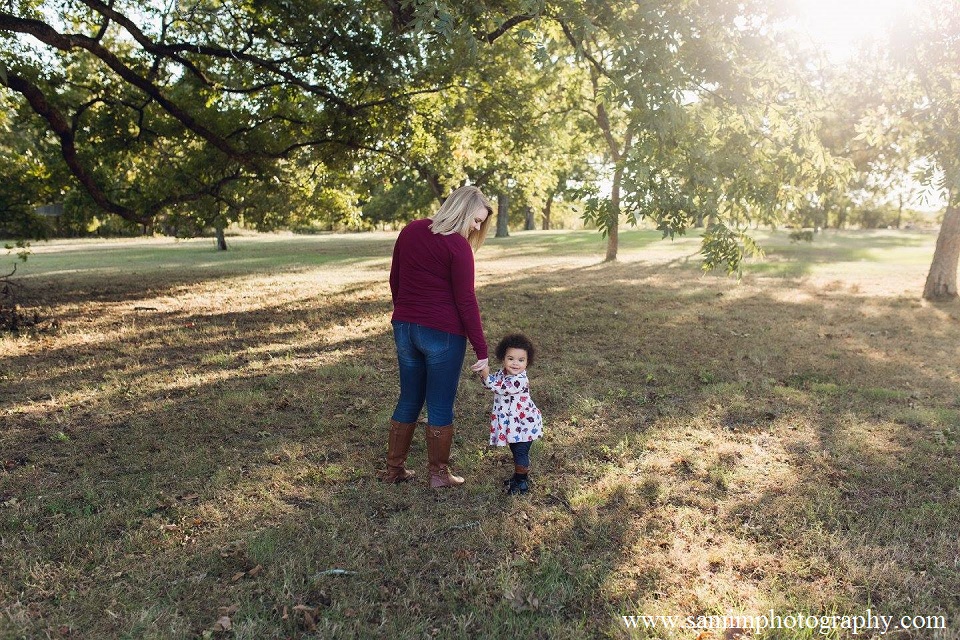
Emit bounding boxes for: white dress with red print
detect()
[482,370,543,446]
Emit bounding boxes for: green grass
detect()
[1,227,959,639]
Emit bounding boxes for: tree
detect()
[1,0,560,236]
[496,194,510,238]
[352,12,599,233]
[0,0,859,266]
[550,1,847,267]
[899,3,960,300]
[852,1,959,299]
[0,0,502,228]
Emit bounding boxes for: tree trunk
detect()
[496,194,510,238]
[215,225,228,251]
[605,168,621,262]
[922,203,960,300]
[524,206,535,230]
[542,192,553,230]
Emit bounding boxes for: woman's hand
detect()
[470,358,488,373]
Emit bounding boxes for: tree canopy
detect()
[1,0,958,284]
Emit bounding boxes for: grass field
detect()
[2,228,959,639]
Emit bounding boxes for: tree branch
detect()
[3,71,150,224]
[558,19,614,83]
[3,70,252,224]
[78,0,355,112]
[483,14,537,44]
[0,11,259,166]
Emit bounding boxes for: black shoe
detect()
[506,477,530,495]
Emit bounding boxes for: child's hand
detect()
[479,366,490,379]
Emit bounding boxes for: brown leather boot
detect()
[383,419,416,483]
[424,424,464,488]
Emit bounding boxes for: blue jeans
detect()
[391,321,467,426]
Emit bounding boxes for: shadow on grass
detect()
[2,245,959,638]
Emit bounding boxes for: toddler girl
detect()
[479,333,543,495]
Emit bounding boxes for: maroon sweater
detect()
[390,219,488,360]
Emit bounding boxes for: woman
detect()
[383,185,493,488]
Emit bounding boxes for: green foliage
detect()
[361,172,437,226]
[4,239,31,262]
[701,222,765,276]
[580,194,615,237]
[850,1,959,209]
[0,0,439,233]
[0,0,952,267]
[538,0,852,267]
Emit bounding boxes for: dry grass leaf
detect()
[503,589,540,612]
[302,610,316,631]
[219,541,244,558]
[291,604,316,613]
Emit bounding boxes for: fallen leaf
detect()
[219,542,244,558]
[217,605,239,616]
[231,572,246,582]
[213,616,231,631]
[302,610,316,631]
[247,564,263,578]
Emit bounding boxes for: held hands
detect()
[471,358,489,380]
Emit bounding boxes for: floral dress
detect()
[482,370,543,446]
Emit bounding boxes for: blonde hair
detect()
[429,185,494,251]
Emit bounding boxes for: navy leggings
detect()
[509,441,532,468]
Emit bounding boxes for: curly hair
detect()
[494,333,536,367]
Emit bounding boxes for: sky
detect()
[783,0,916,63]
